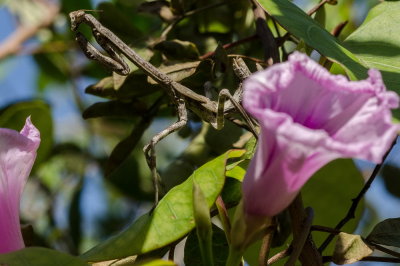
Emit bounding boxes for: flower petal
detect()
[242,52,400,217]
[0,117,40,253]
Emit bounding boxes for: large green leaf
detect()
[344,1,400,96]
[258,0,367,80]
[0,247,87,266]
[302,159,364,252]
[81,150,245,262]
[0,100,53,167]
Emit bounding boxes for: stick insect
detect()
[69,10,258,204]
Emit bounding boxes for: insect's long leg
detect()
[143,99,188,205]
[75,32,129,75]
[91,28,130,75]
[215,89,258,138]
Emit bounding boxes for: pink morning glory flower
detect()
[242,52,400,217]
[0,117,40,253]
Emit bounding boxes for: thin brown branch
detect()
[311,225,341,234]
[259,218,276,266]
[331,20,348,37]
[307,0,330,16]
[318,139,397,252]
[0,1,59,59]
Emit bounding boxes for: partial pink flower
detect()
[242,52,400,217]
[0,117,40,253]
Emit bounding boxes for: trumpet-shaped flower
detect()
[242,52,400,217]
[0,117,40,253]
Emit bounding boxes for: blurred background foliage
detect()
[0,0,400,265]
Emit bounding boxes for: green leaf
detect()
[0,247,87,266]
[184,224,229,266]
[135,259,176,266]
[85,73,161,100]
[193,182,214,266]
[258,0,367,80]
[154,40,200,60]
[82,100,147,119]
[380,164,400,198]
[226,161,247,182]
[0,100,53,167]
[332,232,374,265]
[61,0,91,14]
[147,62,201,85]
[302,159,364,251]
[34,53,69,89]
[367,218,400,247]
[137,0,176,22]
[343,1,400,97]
[97,3,145,43]
[81,150,244,262]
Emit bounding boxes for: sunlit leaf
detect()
[81,150,244,262]
[258,0,367,80]
[344,1,400,102]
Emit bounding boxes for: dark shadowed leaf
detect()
[97,3,144,43]
[333,232,374,265]
[82,100,147,119]
[380,164,400,198]
[85,73,161,100]
[81,150,244,262]
[147,61,201,84]
[69,183,83,252]
[367,218,400,247]
[137,0,176,22]
[154,40,200,60]
[105,119,152,176]
[61,0,91,14]
[0,247,87,266]
[184,224,229,266]
[212,44,230,77]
